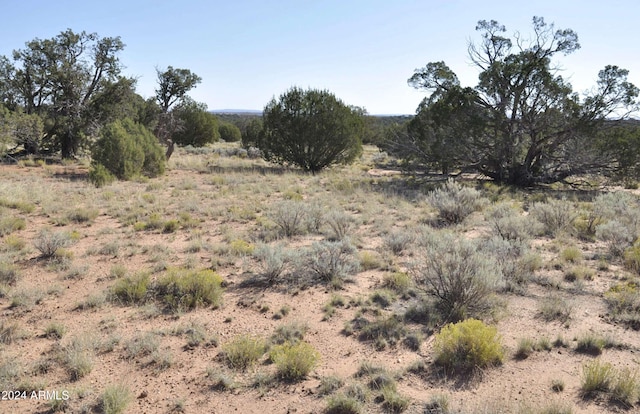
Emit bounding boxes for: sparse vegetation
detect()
[270,341,320,381]
[223,335,266,370]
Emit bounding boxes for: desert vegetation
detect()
[1,14,640,414]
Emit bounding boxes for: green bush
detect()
[218,122,242,142]
[155,268,224,312]
[325,394,363,414]
[270,341,320,381]
[222,335,266,370]
[100,383,131,414]
[0,217,26,237]
[433,319,504,372]
[258,87,363,173]
[581,359,613,396]
[111,272,150,305]
[88,163,115,187]
[92,118,165,181]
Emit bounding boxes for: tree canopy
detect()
[385,17,639,186]
[257,87,364,173]
[0,29,129,158]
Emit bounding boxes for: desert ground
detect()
[1,144,640,414]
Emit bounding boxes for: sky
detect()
[1,0,639,115]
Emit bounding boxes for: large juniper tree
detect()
[386,17,639,186]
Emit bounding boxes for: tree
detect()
[171,98,219,147]
[91,118,165,180]
[389,17,639,186]
[241,118,263,149]
[154,66,201,159]
[218,121,242,142]
[258,87,364,173]
[1,29,126,158]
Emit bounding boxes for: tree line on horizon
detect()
[1,17,640,186]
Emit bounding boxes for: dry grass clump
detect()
[155,268,224,312]
[0,217,26,237]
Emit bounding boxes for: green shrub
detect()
[270,341,320,381]
[381,272,411,294]
[433,319,504,372]
[155,268,224,312]
[223,335,266,370]
[581,359,613,396]
[218,122,242,142]
[358,315,407,347]
[624,244,640,274]
[44,322,66,339]
[92,118,165,180]
[381,386,410,413]
[100,383,131,414]
[325,394,363,414]
[89,163,116,187]
[560,246,583,263]
[318,375,344,396]
[271,321,308,345]
[110,272,150,305]
[611,367,639,407]
[0,262,19,285]
[0,217,26,237]
[427,179,485,224]
[564,266,595,282]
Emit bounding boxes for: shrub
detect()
[575,333,609,355]
[155,268,224,312]
[538,295,572,323]
[325,394,363,414]
[218,122,242,142]
[33,229,71,258]
[271,321,308,345]
[479,236,531,294]
[100,383,131,414]
[597,220,636,257]
[381,386,410,413]
[433,319,504,372]
[611,367,639,407]
[305,240,360,287]
[88,163,116,187]
[383,230,415,255]
[62,338,94,380]
[564,266,595,282]
[124,333,160,359]
[223,335,266,370]
[0,321,24,344]
[560,246,583,263]
[269,200,306,237]
[381,272,412,294]
[624,244,640,274]
[318,375,344,396]
[44,322,66,339]
[258,87,363,173]
[530,199,576,236]
[0,217,26,237]
[359,315,407,348]
[252,243,290,285]
[110,272,150,305]
[487,203,542,241]
[325,210,355,241]
[270,341,320,381]
[581,359,613,396]
[412,234,503,321]
[91,118,165,180]
[427,179,485,224]
[0,262,19,285]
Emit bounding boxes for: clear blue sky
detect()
[1,0,639,115]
